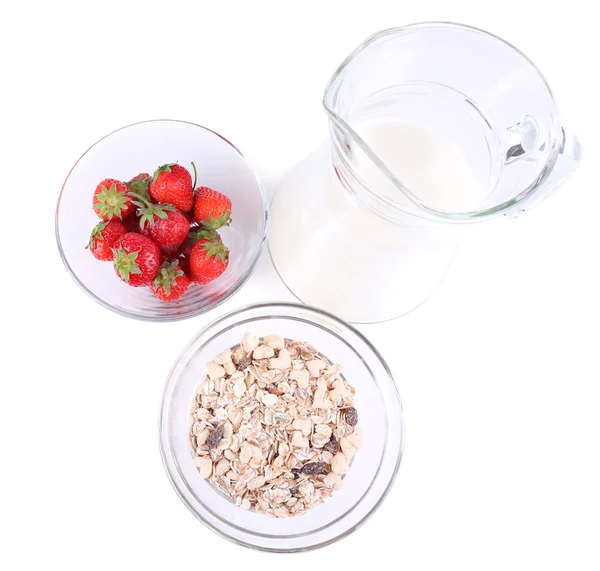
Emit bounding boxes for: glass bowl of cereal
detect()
[159,302,404,552]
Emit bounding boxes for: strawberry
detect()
[189,237,229,285]
[177,254,190,275]
[149,164,193,212]
[179,227,220,258]
[112,232,161,287]
[93,179,135,221]
[126,173,152,202]
[86,219,127,261]
[193,186,232,229]
[183,209,197,224]
[123,215,141,233]
[152,260,190,302]
[134,195,190,255]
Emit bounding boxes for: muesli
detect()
[189,333,361,518]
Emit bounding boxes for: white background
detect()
[1,1,599,569]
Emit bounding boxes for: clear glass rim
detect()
[323,21,562,223]
[55,119,269,322]
[158,302,405,552]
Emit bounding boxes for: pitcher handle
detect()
[508,126,582,217]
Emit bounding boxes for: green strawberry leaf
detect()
[86,220,109,249]
[139,211,154,231]
[126,175,152,201]
[153,259,185,297]
[199,211,232,230]
[184,228,219,249]
[135,201,175,230]
[201,239,229,263]
[113,248,142,282]
[93,183,131,220]
[152,163,176,184]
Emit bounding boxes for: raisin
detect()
[344,407,358,427]
[206,425,224,449]
[237,357,252,371]
[300,462,327,476]
[323,435,340,454]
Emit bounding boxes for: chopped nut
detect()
[324,472,343,490]
[269,348,291,370]
[312,389,333,410]
[346,428,362,448]
[241,332,259,353]
[224,360,237,376]
[213,348,232,365]
[206,361,226,381]
[340,437,358,458]
[264,334,285,350]
[194,456,213,479]
[289,369,309,388]
[253,344,275,359]
[306,359,326,378]
[331,453,349,475]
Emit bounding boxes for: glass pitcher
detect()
[269,23,581,323]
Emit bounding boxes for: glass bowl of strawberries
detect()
[56,120,268,321]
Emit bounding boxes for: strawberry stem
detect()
[125,175,152,201]
[129,191,152,208]
[131,191,175,230]
[191,161,197,190]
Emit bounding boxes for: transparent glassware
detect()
[159,303,404,552]
[56,120,268,321]
[269,23,581,323]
